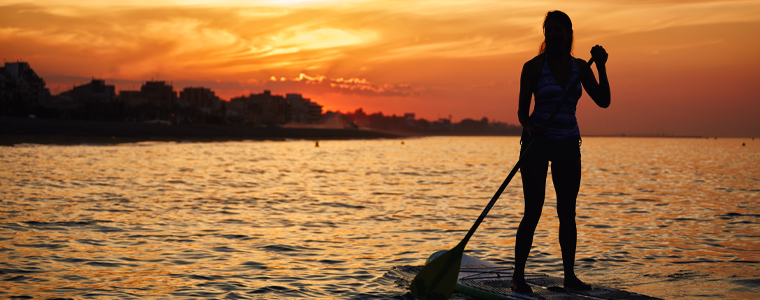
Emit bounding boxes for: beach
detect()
[1,136,758,299]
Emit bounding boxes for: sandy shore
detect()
[0,117,404,145]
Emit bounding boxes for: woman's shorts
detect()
[520,130,581,162]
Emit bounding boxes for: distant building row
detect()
[0,61,323,125]
[0,61,522,135]
[228,91,323,126]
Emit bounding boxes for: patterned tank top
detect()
[529,55,582,139]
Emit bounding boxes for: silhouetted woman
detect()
[512,10,610,293]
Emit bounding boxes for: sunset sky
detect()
[1,0,759,136]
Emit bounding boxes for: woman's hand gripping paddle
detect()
[410,58,596,300]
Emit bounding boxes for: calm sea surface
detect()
[1,137,759,299]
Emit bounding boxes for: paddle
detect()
[410,57,596,300]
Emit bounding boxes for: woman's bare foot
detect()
[564,274,592,290]
[511,277,533,294]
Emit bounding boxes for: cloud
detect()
[0,3,378,78]
[292,73,326,83]
[264,73,421,96]
[328,77,419,95]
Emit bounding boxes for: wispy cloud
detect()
[0,3,377,78]
[266,73,421,96]
[328,77,420,95]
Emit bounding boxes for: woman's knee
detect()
[520,207,541,226]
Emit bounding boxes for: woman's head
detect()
[539,10,573,55]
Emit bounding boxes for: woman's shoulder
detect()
[523,54,544,73]
[573,57,589,69]
[525,54,544,66]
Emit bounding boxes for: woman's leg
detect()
[512,157,548,292]
[550,157,590,289]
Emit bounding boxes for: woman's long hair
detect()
[538,10,573,55]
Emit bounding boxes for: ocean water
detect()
[1,136,758,299]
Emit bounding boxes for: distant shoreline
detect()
[0,117,404,146]
[0,117,744,146]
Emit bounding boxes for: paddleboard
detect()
[426,250,660,300]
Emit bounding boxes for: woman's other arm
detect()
[580,45,610,108]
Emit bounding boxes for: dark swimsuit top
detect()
[529,54,582,139]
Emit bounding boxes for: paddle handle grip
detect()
[460,57,595,246]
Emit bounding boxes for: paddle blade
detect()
[410,243,465,300]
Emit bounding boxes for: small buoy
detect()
[315,141,319,148]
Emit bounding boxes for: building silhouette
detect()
[59,79,116,103]
[286,93,323,124]
[229,90,321,126]
[140,81,176,110]
[57,79,117,120]
[179,87,220,114]
[119,90,149,108]
[1,62,52,116]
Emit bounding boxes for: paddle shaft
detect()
[459,57,596,246]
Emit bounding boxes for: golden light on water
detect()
[2,137,758,298]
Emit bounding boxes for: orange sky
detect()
[2,0,759,136]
